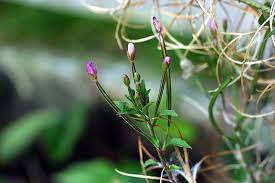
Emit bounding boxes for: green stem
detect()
[145,117,175,183]
[208,77,233,137]
[166,68,172,127]
[208,77,258,182]
[131,62,137,78]
[158,33,172,150]
[95,80,153,145]
[249,29,270,99]
[153,70,167,125]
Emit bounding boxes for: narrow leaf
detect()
[159,110,178,117]
[167,138,192,149]
[144,159,158,168]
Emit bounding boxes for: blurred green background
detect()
[0,1,217,182]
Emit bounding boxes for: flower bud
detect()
[134,72,141,82]
[209,18,218,35]
[127,43,135,61]
[164,56,171,65]
[162,56,171,70]
[152,16,162,34]
[86,60,97,80]
[122,74,130,87]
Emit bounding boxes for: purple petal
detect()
[127,43,135,61]
[152,16,162,33]
[164,56,171,65]
[86,60,97,78]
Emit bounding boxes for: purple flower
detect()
[86,60,97,80]
[127,43,135,61]
[152,16,162,33]
[209,18,218,35]
[164,56,171,65]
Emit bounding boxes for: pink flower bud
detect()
[127,43,135,61]
[209,18,218,35]
[164,56,171,65]
[152,16,162,33]
[86,60,97,80]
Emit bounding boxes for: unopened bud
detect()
[162,56,171,70]
[86,60,97,80]
[209,18,218,36]
[152,16,162,34]
[164,56,171,65]
[127,43,135,61]
[122,74,130,87]
[134,72,141,82]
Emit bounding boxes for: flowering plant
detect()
[85,0,275,180]
[87,17,199,183]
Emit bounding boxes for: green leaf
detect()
[114,101,129,112]
[117,109,138,115]
[0,109,61,164]
[258,2,274,26]
[142,102,154,113]
[125,95,134,103]
[170,164,182,170]
[42,104,87,163]
[151,137,160,149]
[54,160,124,183]
[167,138,192,149]
[208,77,233,136]
[114,101,139,115]
[145,89,151,96]
[144,159,158,168]
[159,110,178,117]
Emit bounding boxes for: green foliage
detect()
[54,160,122,183]
[144,159,158,167]
[54,159,143,183]
[114,101,137,115]
[258,2,273,26]
[158,110,178,117]
[208,77,233,136]
[41,104,87,163]
[170,164,182,170]
[0,109,61,164]
[166,138,192,149]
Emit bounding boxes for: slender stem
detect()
[208,77,233,137]
[156,31,175,182]
[157,149,176,183]
[131,62,137,78]
[153,70,167,125]
[234,131,258,182]
[158,31,173,151]
[95,80,153,144]
[208,77,258,182]
[249,29,270,99]
[138,137,150,183]
[183,147,196,183]
[166,67,172,128]
[96,78,174,181]
[145,115,175,182]
[174,147,195,183]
